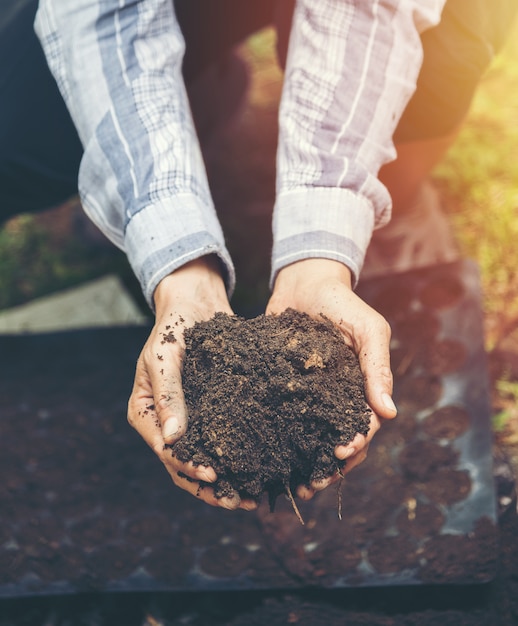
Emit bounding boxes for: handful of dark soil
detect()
[170,309,371,510]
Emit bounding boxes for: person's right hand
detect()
[127,255,257,511]
[267,258,397,500]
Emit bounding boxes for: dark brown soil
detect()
[199,544,252,578]
[418,468,472,505]
[422,406,470,440]
[171,309,372,507]
[144,544,195,585]
[393,310,440,344]
[418,338,468,374]
[398,440,459,481]
[85,544,141,585]
[395,501,445,538]
[418,272,465,309]
[394,374,443,412]
[418,517,498,584]
[366,534,420,574]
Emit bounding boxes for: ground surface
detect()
[0,509,516,625]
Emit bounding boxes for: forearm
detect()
[273,0,446,286]
[35,0,234,308]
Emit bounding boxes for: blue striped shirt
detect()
[35,0,445,308]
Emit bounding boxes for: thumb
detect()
[152,364,189,444]
[356,325,397,420]
[140,332,189,444]
[128,347,189,446]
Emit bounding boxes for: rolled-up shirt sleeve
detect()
[272,0,446,287]
[35,0,234,309]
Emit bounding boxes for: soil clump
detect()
[171,309,371,508]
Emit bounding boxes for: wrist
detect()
[274,259,353,292]
[268,259,353,316]
[153,255,229,313]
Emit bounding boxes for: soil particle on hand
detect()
[170,309,371,507]
[161,330,177,344]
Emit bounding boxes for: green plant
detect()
[493,379,518,441]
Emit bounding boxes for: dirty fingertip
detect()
[220,494,241,510]
[162,417,182,442]
[381,392,398,418]
[310,477,333,492]
[296,485,315,501]
[335,445,356,460]
[241,499,258,511]
[196,465,217,483]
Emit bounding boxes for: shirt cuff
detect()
[124,195,235,310]
[271,187,378,289]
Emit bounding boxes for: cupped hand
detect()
[127,256,257,511]
[267,258,397,500]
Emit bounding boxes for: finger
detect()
[128,372,168,459]
[240,499,259,511]
[129,359,217,480]
[340,444,370,475]
[170,456,217,483]
[128,375,203,479]
[127,404,237,509]
[296,484,316,500]
[335,436,364,461]
[171,471,257,511]
[334,413,380,459]
[308,472,341,493]
[297,449,368,499]
[146,340,189,444]
[297,464,344,499]
[355,316,397,420]
[128,396,255,510]
[172,472,243,510]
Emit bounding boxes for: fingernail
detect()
[198,466,217,483]
[342,447,356,459]
[220,495,240,510]
[163,417,180,439]
[382,393,397,415]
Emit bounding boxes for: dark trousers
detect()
[1,0,515,221]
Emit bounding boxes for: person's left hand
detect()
[127,256,257,511]
[267,258,397,500]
